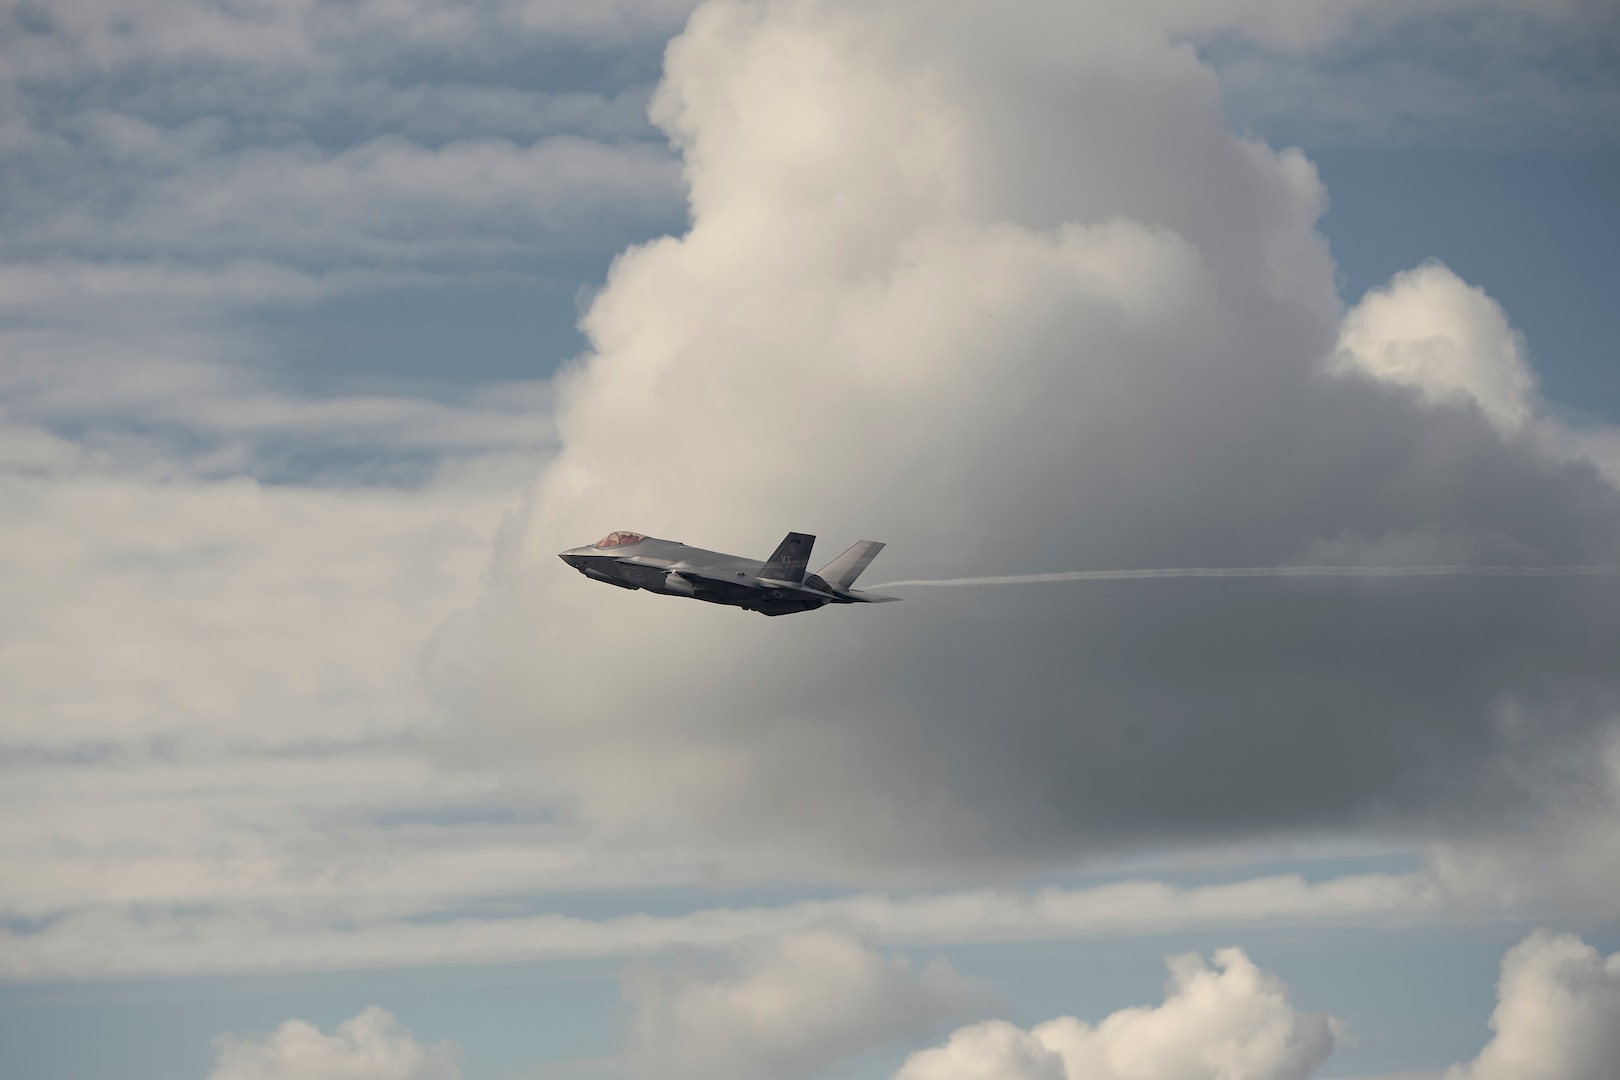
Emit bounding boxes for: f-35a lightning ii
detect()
[559,531,898,616]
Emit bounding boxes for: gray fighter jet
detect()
[559,531,898,616]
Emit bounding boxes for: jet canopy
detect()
[593,531,645,548]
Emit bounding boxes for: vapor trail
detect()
[872,565,1620,588]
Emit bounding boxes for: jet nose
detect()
[558,547,593,569]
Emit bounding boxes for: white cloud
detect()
[1334,261,1536,433]
[0,869,1436,981]
[186,932,1620,1080]
[896,947,1334,1080]
[625,929,983,1080]
[209,1006,461,1080]
[1337,260,1620,484]
[1444,931,1620,1080]
[447,0,1620,881]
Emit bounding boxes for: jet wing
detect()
[666,563,849,606]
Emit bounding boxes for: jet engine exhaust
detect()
[872,565,1620,589]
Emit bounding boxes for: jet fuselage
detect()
[558,531,896,616]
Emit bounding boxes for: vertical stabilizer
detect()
[816,540,886,589]
[760,532,815,583]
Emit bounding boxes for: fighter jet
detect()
[558,531,898,616]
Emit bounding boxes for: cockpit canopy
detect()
[593,531,645,548]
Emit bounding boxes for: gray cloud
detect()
[2,124,682,268]
[1,0,697,78]
[1196,0,1620,146]
[444,0,1620,879]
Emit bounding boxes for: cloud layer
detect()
[5,0,1619,999]
[0,865,1439,981]
[0,0,684,475]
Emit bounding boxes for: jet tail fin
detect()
[760,532,815,583]
[816,540,886,589]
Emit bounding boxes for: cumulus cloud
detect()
[1444,931,1620,1080]
[1337,260,1620,486]
[896,947,1334,1080]
[447,0,1620,879]
[184,931,1620,1080]
[1335,261,1536,433]
[209,1007,461,1080]
[625,929,983,1080]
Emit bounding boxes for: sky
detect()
[2,1,1620,1079]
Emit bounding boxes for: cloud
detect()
[447,0,1620,879]
[1334,261,1536,433]
[4,126,682,269]
[1425,732,1620,919]
[895,947,1334,1080]
[1191,0,1620,145]
[0,869,1436,981]
[625,929,984,1080]
[209,1006,461,1080]
[1336,260,1620,485]
[3,0,1618,994]
[0,465,513,748]
[1444,931,1620,1080]
[0,457,553,982]
[186,932,1620,1080]
[2,0,698,77]
[0,0,681,478]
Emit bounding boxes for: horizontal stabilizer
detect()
[760,532,815,583]
[817,540,886,589]
[847,589,900,603]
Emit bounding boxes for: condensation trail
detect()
[872,565,1620,588]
